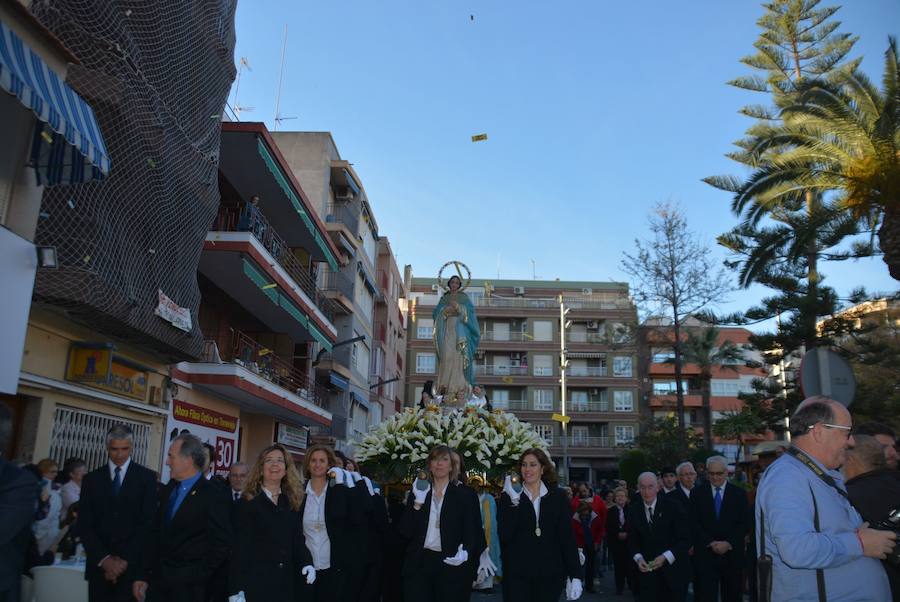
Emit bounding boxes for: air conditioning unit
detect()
[587,321,598,329]
[582,288,592,295]
[513,286,525,295]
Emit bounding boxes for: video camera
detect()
[873,508,900,567]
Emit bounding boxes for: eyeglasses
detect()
[810,423,852,437]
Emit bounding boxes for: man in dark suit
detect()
[77,424,157,602]
[689,456,749,602]
[666,461,696,507]
[627,471,690,602]
[133,434,231,602]
[0,402,37,602]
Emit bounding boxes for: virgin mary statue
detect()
[433,274,480,406]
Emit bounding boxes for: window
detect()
[492,389,509,409]
[533,355,553,376]
[613,390,634,412]
[652,380,689,395]
[651,348,675,363]
[416,318,434,339]
[533,389,554,411]
[612,356,633,377]
[614,425,635,445]
[533,320,553,342]
[610,322,631,344]
[711,380,739,396]
[572,426,589,446]
[533,424,554,446]
[416,352,436,374]
[356,343,370,380]
[570,390,588,411]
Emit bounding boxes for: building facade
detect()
[406,277,641,483]
[372,239,408,419]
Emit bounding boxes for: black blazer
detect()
[689,482,749,565]
[605,503,629,548]
[78,461,157,583]
[626,495,690,589]
[140,475,232,588]
[665,485,691,508]
[497,486,581,581]
[399,482,485,579]
[229,492,311,601]
[297,482,367,573]
[0,458,38,594]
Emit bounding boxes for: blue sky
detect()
[232,1,899,324]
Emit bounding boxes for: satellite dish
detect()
[799,347,856,407]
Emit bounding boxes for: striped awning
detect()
[0,19,110,184]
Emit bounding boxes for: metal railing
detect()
[496,400,610,412]
[320,266,355,300]
[568,331,610,344]
[481,330,533,342]
[533,367,554,377]
[568,400,610,412]
[474,365,529,376]
[565,436,613,448]
[412,294,633,310]
[212,206,337,323]
[203,329,329,409]
[325,200,361,236]
[568,366,607,377]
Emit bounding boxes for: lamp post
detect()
[559,294,571,484]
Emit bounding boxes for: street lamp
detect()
[559,294,571,484]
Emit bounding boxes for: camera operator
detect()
[844,434,900,599]
[755,397,895,601]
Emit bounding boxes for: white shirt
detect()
[632,497,675,566]
[303,482,331,569]
[60,480,81,513]
[663,486,676,494]
[231,489,242,502]
[523,481,549,526]
[108,458,131,482]
[467,395,487,408]
[424,482,449,552]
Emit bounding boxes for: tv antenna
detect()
[232,57,254,119]
[273,25,297,130]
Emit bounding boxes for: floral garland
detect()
[355,406,549,484]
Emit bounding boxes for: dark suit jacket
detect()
[626,495,691,589]
[78,461,157,583]
[297,482,367,574]
[605,503,629,549]
[497,487,581,581]
[140,475,231,592]
[846,469,900,598]
[399,482,485,580]
[689,482,749,567]
[0,458,38,595]
[229,492,311,601]
[666,485,691,508]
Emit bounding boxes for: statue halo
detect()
[437,261,472,292]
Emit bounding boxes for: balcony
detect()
[568,366,607,377]
[413,294,633,311]
[548,436,626,458]
[173,329,332,427]
[474,365,529,376]
[326,200,361,237]
[481,330,533,342]
[569,400,610,412]
[319,266,354,312]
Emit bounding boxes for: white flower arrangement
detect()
[355,406,549,483]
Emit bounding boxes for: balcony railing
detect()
[213,206,337,323]
[202,329,329,409]
[474,365,529,376]
[481,330,532,342]
[325,199,361,236]
[566,436,613,448]
[568,366,607,377]
[320,266,354,300]
[568,400,610,412]
[413,294,633,310]
[496,400,610,412]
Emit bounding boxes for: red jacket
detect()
[571,511,605,549]
[571,495,607,530]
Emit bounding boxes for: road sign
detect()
[799,347,856,406]
[552,413,570,424]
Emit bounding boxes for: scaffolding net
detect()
[29,0,237,360]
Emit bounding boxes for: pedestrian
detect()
[358,467,389,602]
[606,487,636,596]
[844,434,900,599]
[79,424,158,602]
[689,455,749,602]
[134,433,231,602]
[755,397,895,601]
[228,444,315,601]
[572,501,603,593]
[660,467,678,495]
[0,402,38,602]
[498,448,583,601]
[228,462,249,503]
[399,445,485,602]
[32,459,62,555]
[59,458,87,514]
[666,461,696,506]
[627,472,690,602]
[853,421,899,470]
[300,444,364,602]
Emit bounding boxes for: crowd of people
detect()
[1,395,899,602]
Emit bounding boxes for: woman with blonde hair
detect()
[399,444,485,602]
[299,443,364,602]
[228,444,315,601]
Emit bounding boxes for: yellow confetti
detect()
[258,348,272,356]
[502,376,514,384]
[471,133,488,142]
[82,256,91,263]
[262,283,277,289]
[41,131,53,144]
[147,158,156,168]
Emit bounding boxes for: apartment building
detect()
[372,239,408,418]
[639,318,768,460]
[406,277,641,483]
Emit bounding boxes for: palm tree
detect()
[681,327,745,450]
[730,38,900,280]
[713,406,766,464]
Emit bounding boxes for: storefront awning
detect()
[329,372,349,391]
[0,19,110,183]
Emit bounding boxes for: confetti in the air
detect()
[262,283,277,289]
[67,199,76,209]
[41,131,53,144]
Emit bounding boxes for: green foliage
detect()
[633,417,704,472]
[713,405,767,442]
[617,449,651,491]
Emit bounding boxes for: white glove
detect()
[477,548,497,580]
[413,479,431,505]
[328,467,355,488]
[301,565,316,585]
[361,476,375,496]
[349,471,362,483]
[578,548,585,566]
[228,593,246,602]
[442,543,469,566]
[566,577,583,600]
[502,475,521,506]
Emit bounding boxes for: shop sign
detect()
[172,399,238,432]
[277,423,309,450]
[66,345,148,402]
[154,289,192,333]
[163,399,240,481]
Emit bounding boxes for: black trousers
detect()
[637,570,685,602]
[88,576,135,602]
[147,581,206,602]
[581,545,596,591]
[610,540,636,594]
[697,553,742,602]
[312,567,358,602]
[403,550,470,602]
[504,573,566,602]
